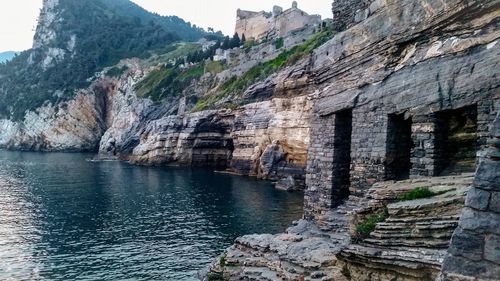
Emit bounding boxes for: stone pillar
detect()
[304,113,336,220]
[440,113,500,280]
[410,114,438,177]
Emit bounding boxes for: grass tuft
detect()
[397,187,438,201]
[355,213,387,239]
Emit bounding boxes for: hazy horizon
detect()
[0,0,332,53]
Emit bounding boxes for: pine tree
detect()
[230,32,241,48]
[222,36,230,49]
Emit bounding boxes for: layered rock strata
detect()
[206,175,474,280]
[207,0,499,279]
[305,0,499,220]
[439,113,500,280]
[338,175,473,281]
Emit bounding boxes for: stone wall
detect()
[440,113,500,280]
[304,0,499,220]
[235,3,321,42]
[235,10,271,41]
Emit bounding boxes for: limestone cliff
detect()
[0,84,107,151]
[0,0,498,278]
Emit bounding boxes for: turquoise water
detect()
[0,150,303,280]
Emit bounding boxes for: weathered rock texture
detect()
[305,0,499,221]
[0,84,108,151]
[331,0,375,31]
[101,94,312,189]
[206,175,474,280]
[339,175,473,281]
[207,0,499,279]
[439,113,500,281]
[235,3,321,42]
[230,96,311,189]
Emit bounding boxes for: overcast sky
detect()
[0,0,332,53]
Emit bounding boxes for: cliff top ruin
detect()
[235,1,321,42]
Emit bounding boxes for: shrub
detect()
[135,63,205,101]
[205,61,224,74]
[397,187,437,201]
[355,209,388,240]
[274,37,284,49]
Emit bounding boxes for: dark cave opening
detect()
[332,109,353,207]
[385,113,413,181]
[434,105,478,176]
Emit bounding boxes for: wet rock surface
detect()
[205,175,474,280]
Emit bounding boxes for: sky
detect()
[0,0,332,53]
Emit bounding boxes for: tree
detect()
[222,36,231,49]
[230,32,241,48]
[241,33,246,44]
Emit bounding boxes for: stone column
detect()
[439,113,500,280]
[410,114,438,177]
[304,113,336,220]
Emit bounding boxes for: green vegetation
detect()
[397,186,452,201]
[151,43,201,64]
[135,63,205,101]
[0,0,210,120]
[205,61,224,74]
[206,255,229,281]
[219,255,227,267]
[193,27,335,111]
[274,37,284,49]
[355,210,388,240]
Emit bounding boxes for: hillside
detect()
[0,0,206,120]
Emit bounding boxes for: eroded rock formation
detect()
[206,0,499,279]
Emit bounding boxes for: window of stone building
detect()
[434,105,478,176]
[385,113,413,181]
[332,109,353,207]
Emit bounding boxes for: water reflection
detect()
[0,151,303,280]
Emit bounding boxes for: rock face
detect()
[127,110,234,167]
[439,113,500,280]
[304,0,499,221]
[230,96,311,189]
[0,83,108,151]
[110,95,312,189]
[338,176,473,281]
[206,175,474,280]
[331,0,374,31]
[206,0,499,279]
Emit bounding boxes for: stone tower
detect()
[292,1,298,9]
[273,5,283,17]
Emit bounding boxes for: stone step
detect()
[363,237,452,248]
[370,226,456,237]
[384,215,459,223]
[338,244,446,280]
[374,220,458,232]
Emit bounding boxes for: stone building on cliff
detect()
[207,0,499,279]
[235,1,322,42]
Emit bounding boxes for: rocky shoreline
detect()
[0,0,498,280]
